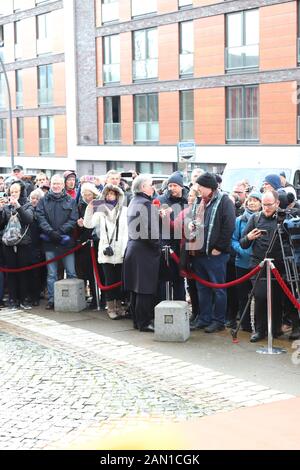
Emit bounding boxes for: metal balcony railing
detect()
[134,121,159,142]
[104,123,121,143]
[40,137,54,154]
[37,38,51,55]
[225,44,259,70]
[38,88,53,106]
[16,91,23,108]
[102,1,119,23]
[103,63,120,83]
[179,53,194,75]
[180,120,194,141]
[17,138,24,155]
[226,117,259,142]
[133,58,158,81]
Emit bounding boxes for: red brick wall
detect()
[194,15,224,77]
[159,23,179,80]
[159,91,179,144]
[194,88,225,144]
[260,2,297,70]
[260,82,297,144]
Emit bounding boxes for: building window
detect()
[14,21,23,59]
[134,93,159,144]
[131,0,157,17]
[180,90,194,141]
[178,0,193,8]
[0,119,6,154]
[179,21,194,76]
[17,117,24,155]
[0,74,6,110]
[38,64,53,106]
[101,0,119,23]
[103,35,120,84]
[0,25,4,48]
[133,28,158,81]
[39,115,55,154]
[13,0,24,11]
[226,85,259,142]
[36,13,52,55]
[15,70,23,109]
[104,96,121,143]
[226,9,259,72]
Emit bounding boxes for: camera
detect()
[103,245,114,256]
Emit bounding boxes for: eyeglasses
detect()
[262,202,276,207]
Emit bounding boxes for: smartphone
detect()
[259,229,268,235]
[120,172,133,178]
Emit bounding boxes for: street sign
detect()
[177,141,196,161]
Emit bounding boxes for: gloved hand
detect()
[49,231,62,243]
[60,235,71,246]
[40,233,50,242]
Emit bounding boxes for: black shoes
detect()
[204,322,225,333]
[140,323,154,332]
[250,332,266,343]
[45,302,54,310]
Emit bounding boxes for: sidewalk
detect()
[0,305,298,449]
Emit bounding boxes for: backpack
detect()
[2,212,29,247]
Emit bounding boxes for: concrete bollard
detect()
[54,278,86,312]
[154,300,190,342]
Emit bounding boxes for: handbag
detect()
[2,212,29,247]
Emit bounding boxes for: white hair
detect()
[132,174,152,194]
[30,188,44,200]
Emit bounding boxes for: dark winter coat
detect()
[240,211,282,267]
[36,190,78,253]
[123,193,161,294]
[190,191,236,255]
[158,187,189,252]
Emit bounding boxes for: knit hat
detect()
[64,170,76,181]
[263,174,281,190]
[168,171,184,188]
[247,191,262,202]
[196,172,218,190]
[81,182,100,198]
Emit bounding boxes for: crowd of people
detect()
[0,164,300,341]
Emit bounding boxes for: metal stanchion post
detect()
[90,240,101,311]
[164,245,173,301]
[257,259,286,355]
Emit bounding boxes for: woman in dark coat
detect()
[0,180,34,309]
[123,174,161,332]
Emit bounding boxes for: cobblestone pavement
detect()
[0,308,294,450]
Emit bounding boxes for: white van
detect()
[221,149,300,196]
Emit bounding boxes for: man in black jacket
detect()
[36,174,78,310]
[240,190,283,342]
[189,172,236,333]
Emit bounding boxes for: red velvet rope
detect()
[170,250,262,289]
[0,242,86,273]
[89,243,122,291]
[271,267,300,311]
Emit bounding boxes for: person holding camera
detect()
[240,190,284,342]
[0,180,34,310]
[83,184,128,319]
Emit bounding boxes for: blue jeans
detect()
[45,251,77,302]
[191,253,229,326]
